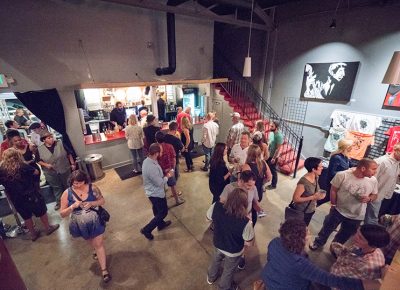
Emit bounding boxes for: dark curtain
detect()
[15,88,76,157]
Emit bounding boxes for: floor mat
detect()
[114,164,142,181]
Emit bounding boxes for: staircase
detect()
[213,47,304,177]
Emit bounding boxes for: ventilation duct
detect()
[156,13,176,76]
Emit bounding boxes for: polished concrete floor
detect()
[4,157,336,290]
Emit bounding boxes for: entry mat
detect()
[114,145,204,181]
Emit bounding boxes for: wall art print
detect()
[382,85,400,110]
[300,61,360,102]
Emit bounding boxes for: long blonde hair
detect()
[128,114,138,126]
[224,188,248,219]
[331,139,353,157]
[246,144,264,175]
[181,116,192,130]
[0,148,25,180]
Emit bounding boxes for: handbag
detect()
[284,179,318,221]
[70,188,110,226]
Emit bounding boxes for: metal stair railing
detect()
[214,46,303,177]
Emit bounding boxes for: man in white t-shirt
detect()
[226,112,245,156]
[201,113,219,171]
[219,170,263,270]
[310,158,378,251]
[229,132,250,165]
[365,142,400,225]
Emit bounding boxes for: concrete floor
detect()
[4,157,336,290]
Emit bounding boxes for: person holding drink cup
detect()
[291,157,325,225]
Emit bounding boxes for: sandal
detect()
[101,269,112,283]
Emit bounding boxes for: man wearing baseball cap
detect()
[226,112,244,156]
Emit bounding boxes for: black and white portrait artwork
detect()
[300,61,360,102]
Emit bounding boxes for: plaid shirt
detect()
[226,122,244,149]
[157,143,176,173]
[330,242,385,281]
[382,215,400,263]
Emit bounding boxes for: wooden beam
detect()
[80,78,230,89]
[101,0,270,31]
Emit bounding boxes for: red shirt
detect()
[385,126,400,153]
[176,112,191,132]
[157,143,176,173]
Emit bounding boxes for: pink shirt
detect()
[176,112,191,133]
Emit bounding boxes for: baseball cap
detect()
[231,112,240,118]
[252,131,263,142]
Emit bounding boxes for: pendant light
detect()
[243,0,255,77]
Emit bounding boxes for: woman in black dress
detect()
[0,148,59,241]
[181,116,194,172]
[209,143,231,203]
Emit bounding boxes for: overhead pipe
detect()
[156,13,176,76]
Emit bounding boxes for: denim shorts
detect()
[167,176,177,187]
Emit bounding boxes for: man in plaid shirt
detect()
[381,214,400,264]
[330,224,390,282]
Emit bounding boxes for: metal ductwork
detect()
[156,13,176,76]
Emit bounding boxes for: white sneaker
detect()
[258,210,267,218]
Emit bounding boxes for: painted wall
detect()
[0,0,214,167]
[267,4,400,157]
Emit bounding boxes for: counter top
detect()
[84,131,125,145]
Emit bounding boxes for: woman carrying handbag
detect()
[59,170,111,283]
[286,157,326,225]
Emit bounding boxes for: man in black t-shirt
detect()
[110,101,127,129]
[164,121,183,180]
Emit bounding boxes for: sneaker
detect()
[54,203,61,210]
[46,224,60,236]
[157,220,172,231]
[237,256,245,270]
[257,210,267,218]
[266,185,276,190]
[140,228,154,240]
[201,167,209,172]
[206,275,216,285]
[175,197,185,206]
[308,241,321,251]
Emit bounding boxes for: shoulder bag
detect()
[284,179,317,221]
[70,188,110,226]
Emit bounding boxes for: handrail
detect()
[214,45,304,177]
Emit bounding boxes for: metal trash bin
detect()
[84,154,105,181]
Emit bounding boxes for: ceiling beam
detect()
[213,0,274,28]
[101,0,270,31]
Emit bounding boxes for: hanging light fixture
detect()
[329,0,341,29]
[382,51,400,84]
[243,0,255,77]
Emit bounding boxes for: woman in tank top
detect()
[242,145,272,222]
[181,116,194,172]
[291,157,325,225]
[59,170,111,283]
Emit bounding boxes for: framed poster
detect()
[382,85,400,110]
[300,61,360,102]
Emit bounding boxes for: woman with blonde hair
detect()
[181,116,194,172]
[318,139,353,207]
[125,114,144,173]
[242,144,271,221]
[254,120,268,144]
[207,188,254,290]
[0,148,59,241]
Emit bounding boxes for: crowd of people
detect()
[1,103,400,289]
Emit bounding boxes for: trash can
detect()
[84,154,105,181]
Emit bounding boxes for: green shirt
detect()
[268,131,283,157]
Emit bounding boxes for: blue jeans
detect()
[314,207,361,246]
[130,148,144,171]
[202,144,213,169]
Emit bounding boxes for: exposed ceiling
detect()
[100,0,399,31]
